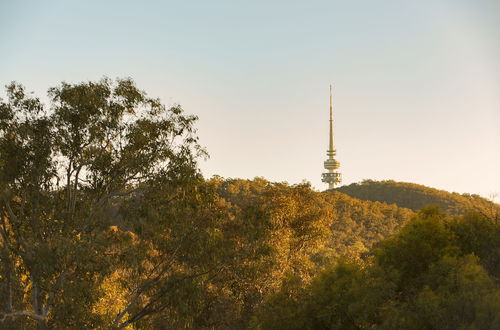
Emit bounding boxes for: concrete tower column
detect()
[322,85,341,190]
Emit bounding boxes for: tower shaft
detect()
[322,85,341,190]
[329,85,334,152]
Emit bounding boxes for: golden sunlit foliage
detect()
[252,209,500,330]
[337,180,500,216]
[1,79,498,329]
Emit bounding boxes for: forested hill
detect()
[212,178,414,259]
[2,79,497,329]
[336,180,499,215]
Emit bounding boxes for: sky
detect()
[1,0,499,199]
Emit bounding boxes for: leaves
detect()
[253,210,500,330]
[0,78,205,328]
[1,79,498,329]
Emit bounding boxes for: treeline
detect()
[254,208,500,329]
[0,79,498,329]
[337,180,499,215]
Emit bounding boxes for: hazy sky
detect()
[1,0,499,198]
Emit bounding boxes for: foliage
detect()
[1,79,498,329]
[253,210,500,330]
[180,178,413,328]
[337,180,500,216]
[0,78,206,328]
[184,178,336,328]
[323,191,413,258]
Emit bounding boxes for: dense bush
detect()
[252,209,500,330]
[1,80,497,329]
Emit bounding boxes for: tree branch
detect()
[31,280,42,315]
[113,241,184,327]
[115,265,225,328]
[42,268,69,316]
[1,202,26,257]
[0,310,45,322]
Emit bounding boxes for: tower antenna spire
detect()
[322,84,341,190]
[329,84,334,152]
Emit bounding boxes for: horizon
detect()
[1,0,499,199]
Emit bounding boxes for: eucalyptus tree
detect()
[0,78,206,328]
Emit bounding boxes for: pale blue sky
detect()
[1,0,499,198]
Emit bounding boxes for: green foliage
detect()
[373,207,457,288]
[449,212,500,277]
[0,78,205,328]
[1,79,498,329]
[254,210,500,330]
[192,178,335,328]
[192,178,413,328]
[383,254,500,330]
[323,191,413,258]
[337,180,500,216]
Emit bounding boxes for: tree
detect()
[192,178,336,329]
[337,180,500,215]
[382,254,500,329]
[0,78,205,328]
[450,212,500,277]
[253,208,500,330]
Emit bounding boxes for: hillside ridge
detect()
[335,179,499,215]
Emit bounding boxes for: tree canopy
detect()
[253,209,500,329]
[337,180,500,216]
[0,78,207,328]
[0,79,498,329]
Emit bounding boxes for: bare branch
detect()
[31,281,41,315]
[116,265,225,328]
[113,241,184,327]
[0,310,45,322]
[42,268,69,316]
[4,199,26,251]
[0,247,14,313]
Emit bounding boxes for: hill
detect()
[336,180,499,216]
[2,78,496,329]
[212,178,414,259]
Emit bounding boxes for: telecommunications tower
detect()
[321,85,341,190]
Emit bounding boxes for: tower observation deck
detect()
[321,85,341,190]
